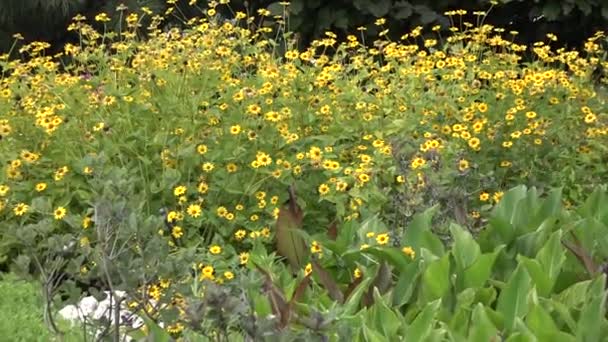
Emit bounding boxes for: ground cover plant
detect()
[0,1,607,340]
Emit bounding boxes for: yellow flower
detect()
[468,137,481,150]
[209,245,222,255]
[479,192,490,202]
[492,191,504,203]
[0,185,10,196]
[310,241,322,253]
[224,271,234,280]
[173,185,187,197]
[584,113,597,123]
[239,252,249,265]
[35,183,47,192]
[402,246,416,259]
[318,183,330,195]
[354,268,362,278]
[376,233,389,245]
[230,125,241,134]
[304,263,312,276]
[171,226,184,239]
[187,204,202,218]
[234,229,247,240]
[80,236,90,247]
[14,202,29,216]
[201,265,214,280]
[197,144,208,154]
[54,207,67,220]
[458,159,470,172]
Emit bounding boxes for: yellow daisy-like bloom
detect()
[197,144,208,154]
[187,204,202,218]
[234,229,246,240]
[410,157,426,170]
[376,233,390,245]
[230,125,241,134]
[209,245,222,254]
[468,137,481,150]
[584,113,597,123]
[239,252,249,265]
[458,159,470,172]
[493,191,504,203]
[353,268,362,279]
[318,183,330,195]
[54,207,67,220]
[201,265,214,280]
[402,246,416,259]
[310,241,322,253]
[13,202,29,216]
[82,216,92,229]
[35,182,47,192]
[173,185,187,197]
[479,192,490,202]
[171,226,184,239]
[0,185,9,196]
[224,271,234,280]
[304,263,313,276]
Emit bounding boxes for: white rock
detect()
[58,305,81,322]
[78,296,99,317]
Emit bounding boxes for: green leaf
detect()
[342,277,374,315]
[535,230,565,295]
[554,280,591,308]
[363,323,386,342]
[370,288,401,337]
[402,205,444,257]
[468,304,500,341]
[450,223,480,270]
[519,256,552,297]
[392,262,420,307]
[496,265,531,332]
[526,303,558,339]
[422,253,450,301]
[462,246,503,289]
[141,315,171,342]
[366,0,391,17]
[575,276,607,342]
[363,246,411,271]
[404,299,441,341]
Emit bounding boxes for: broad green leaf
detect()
[468,304,499,341]
[519,256,552,297]
[342,277,374,315]
[526,303,558,339]
[462,246,503,289]
[363,323,386,342]
[554,280,591,308]
[370,288,401,337]
[497,265,531,332]
[422,253,450,302]
[404,299,441,341]
[450,223,480,271]
[535,230,565,295]
[402,205,444,257]
[392,262,420,307]
[363,246,411,271]
[576,276,607,342]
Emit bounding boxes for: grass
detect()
[0,272,84,342]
